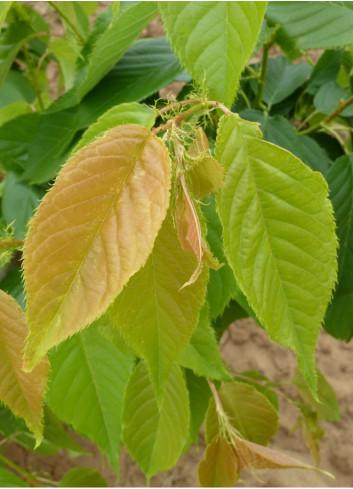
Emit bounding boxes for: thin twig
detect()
[298,94,353,135]
[0,453,40,487]
[152,103,205,134]
[324,94,353,124]
[158,99,231,117]
[153,99,231,134]
[0,240,24,250]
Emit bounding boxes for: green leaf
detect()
[307,49,344,95]
[179,303,230,381]
[2,173,42,239]
[0,71,35,109]
[0,112,40,174]
[75,37,182,130]
[0,269,25,309]
[267,2,353,52]
[110,213,208,396]
[79,2,98,18]
[0,2,12,27]
[325,155,353,340]
[93,311,137,357]
[241,110,332,174]
[47,328,134,473]
[0,100,32,126]
[202,195,237,320]
[259,56,312,107]
[205,380,278,446]
[58,468,108,488]
[159,1,267,106]
[326,156,353,292]
[325,290,353,341]
[54,2,90,42]
[48,38,78,90]
[213,300,249,339]
[74,102,156,152]
[314,81,353,117]
[185,371,211,446]
[123,362,189,479]
[42,407,86,455]
[0,22,35,86]
[186,128,224,200]
[24,124,171,369]
[50,2,158,112]
[232,376,279,410]
[292,369,340,422]
[216,113,338,393]
[0,404,84,456]
[21,108,80,184]
[0,468,29,487]
[198,436,239,487]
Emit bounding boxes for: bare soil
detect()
[5,319,353,487]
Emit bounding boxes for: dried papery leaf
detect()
[24,124,171,370]
[234,437,333,478]
[199,436,239,487]
[0,290,48,445]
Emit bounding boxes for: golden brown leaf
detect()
[0,290,48,444]
[24,124,171,370]
[199,436,239,487]
[234,437,332,478]
[186,128,224,200]
[175,174,203,287]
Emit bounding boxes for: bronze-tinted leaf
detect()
[0,290,48,444]
[235,437,332,477]
[199,436,239,487]
[186,128,224,200]
[24,124,171,369]
[175,174,203,287]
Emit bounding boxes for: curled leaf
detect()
[176,174,220,288]
[176,174,203,287]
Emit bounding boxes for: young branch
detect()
[298,94,353,135]
[0,453,40,487]
[324,94,353,124]
[152,103,205,134]
[153,99,231,134]
[0,240,24,250]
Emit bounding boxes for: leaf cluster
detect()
[0,2,350,487]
